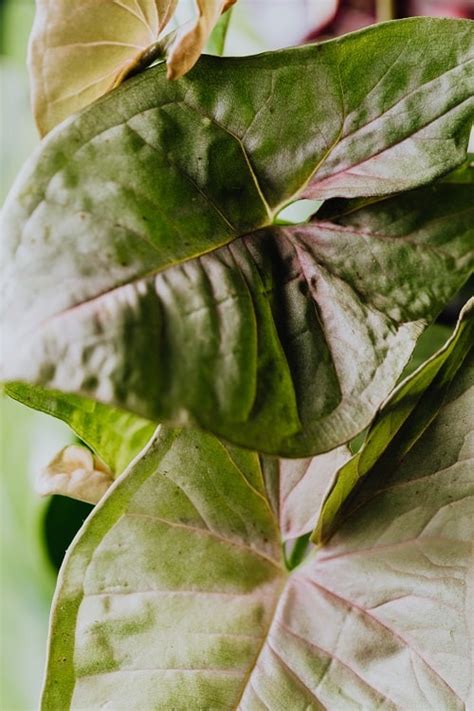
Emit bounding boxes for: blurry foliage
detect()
[0,2,91,707]
[0,397,63,709]
[0,58,37,201]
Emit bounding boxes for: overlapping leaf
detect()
[37,444,115,504]
[28,0,239,136]
[5,384,155,475]
[28,0,177,136]
[313,297,474,543]
[260,446,351,542]
[2,19,473,456]
[166,0,236,79]
[42,327,473,709]
[4,162,472,456]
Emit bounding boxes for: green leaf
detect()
[42,428,285,709]
[313,297,474,543]
[4,159,473,455]
[4,18,472,300]
[206,4,234,56]
[400,322,452,379]
[3,20,473,455]
[5,384,155,475]
[42,338,473,708]
[442,151,474,184]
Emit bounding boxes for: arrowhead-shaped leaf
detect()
[3,21,474,456]
[6,19,473,319]
[42,325,474,708]
[4,156,472,455]
[29,0,178,136]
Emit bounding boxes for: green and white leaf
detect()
[3,159,472,456]
[42,331,474,709]
[3,19,473,456]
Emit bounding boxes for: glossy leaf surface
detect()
[4,161,472,455]
[3,20,474,456]
[42,338,473,708]
[5,18,473,334]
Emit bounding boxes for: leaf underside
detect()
[28,0,178,136]
[42,328,474,709]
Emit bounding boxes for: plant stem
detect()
[376,0,396,22]
[285,533,311,571]
[122,27,180,82]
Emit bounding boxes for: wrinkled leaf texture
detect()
[2,18,473,456]
[42,306,473,709]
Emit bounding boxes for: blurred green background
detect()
[1,4,58,710]
[0,1,470,708]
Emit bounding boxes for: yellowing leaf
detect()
[37,444,114,504]
[166,0,236,79]
[28,0,177,135]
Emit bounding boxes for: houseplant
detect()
[1,2,472,707]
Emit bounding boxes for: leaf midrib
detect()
[25,203,468,357]
[15,35,473,340]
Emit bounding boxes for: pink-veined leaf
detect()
[42,309,473,708]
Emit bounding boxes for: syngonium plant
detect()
[1,1,473,708]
